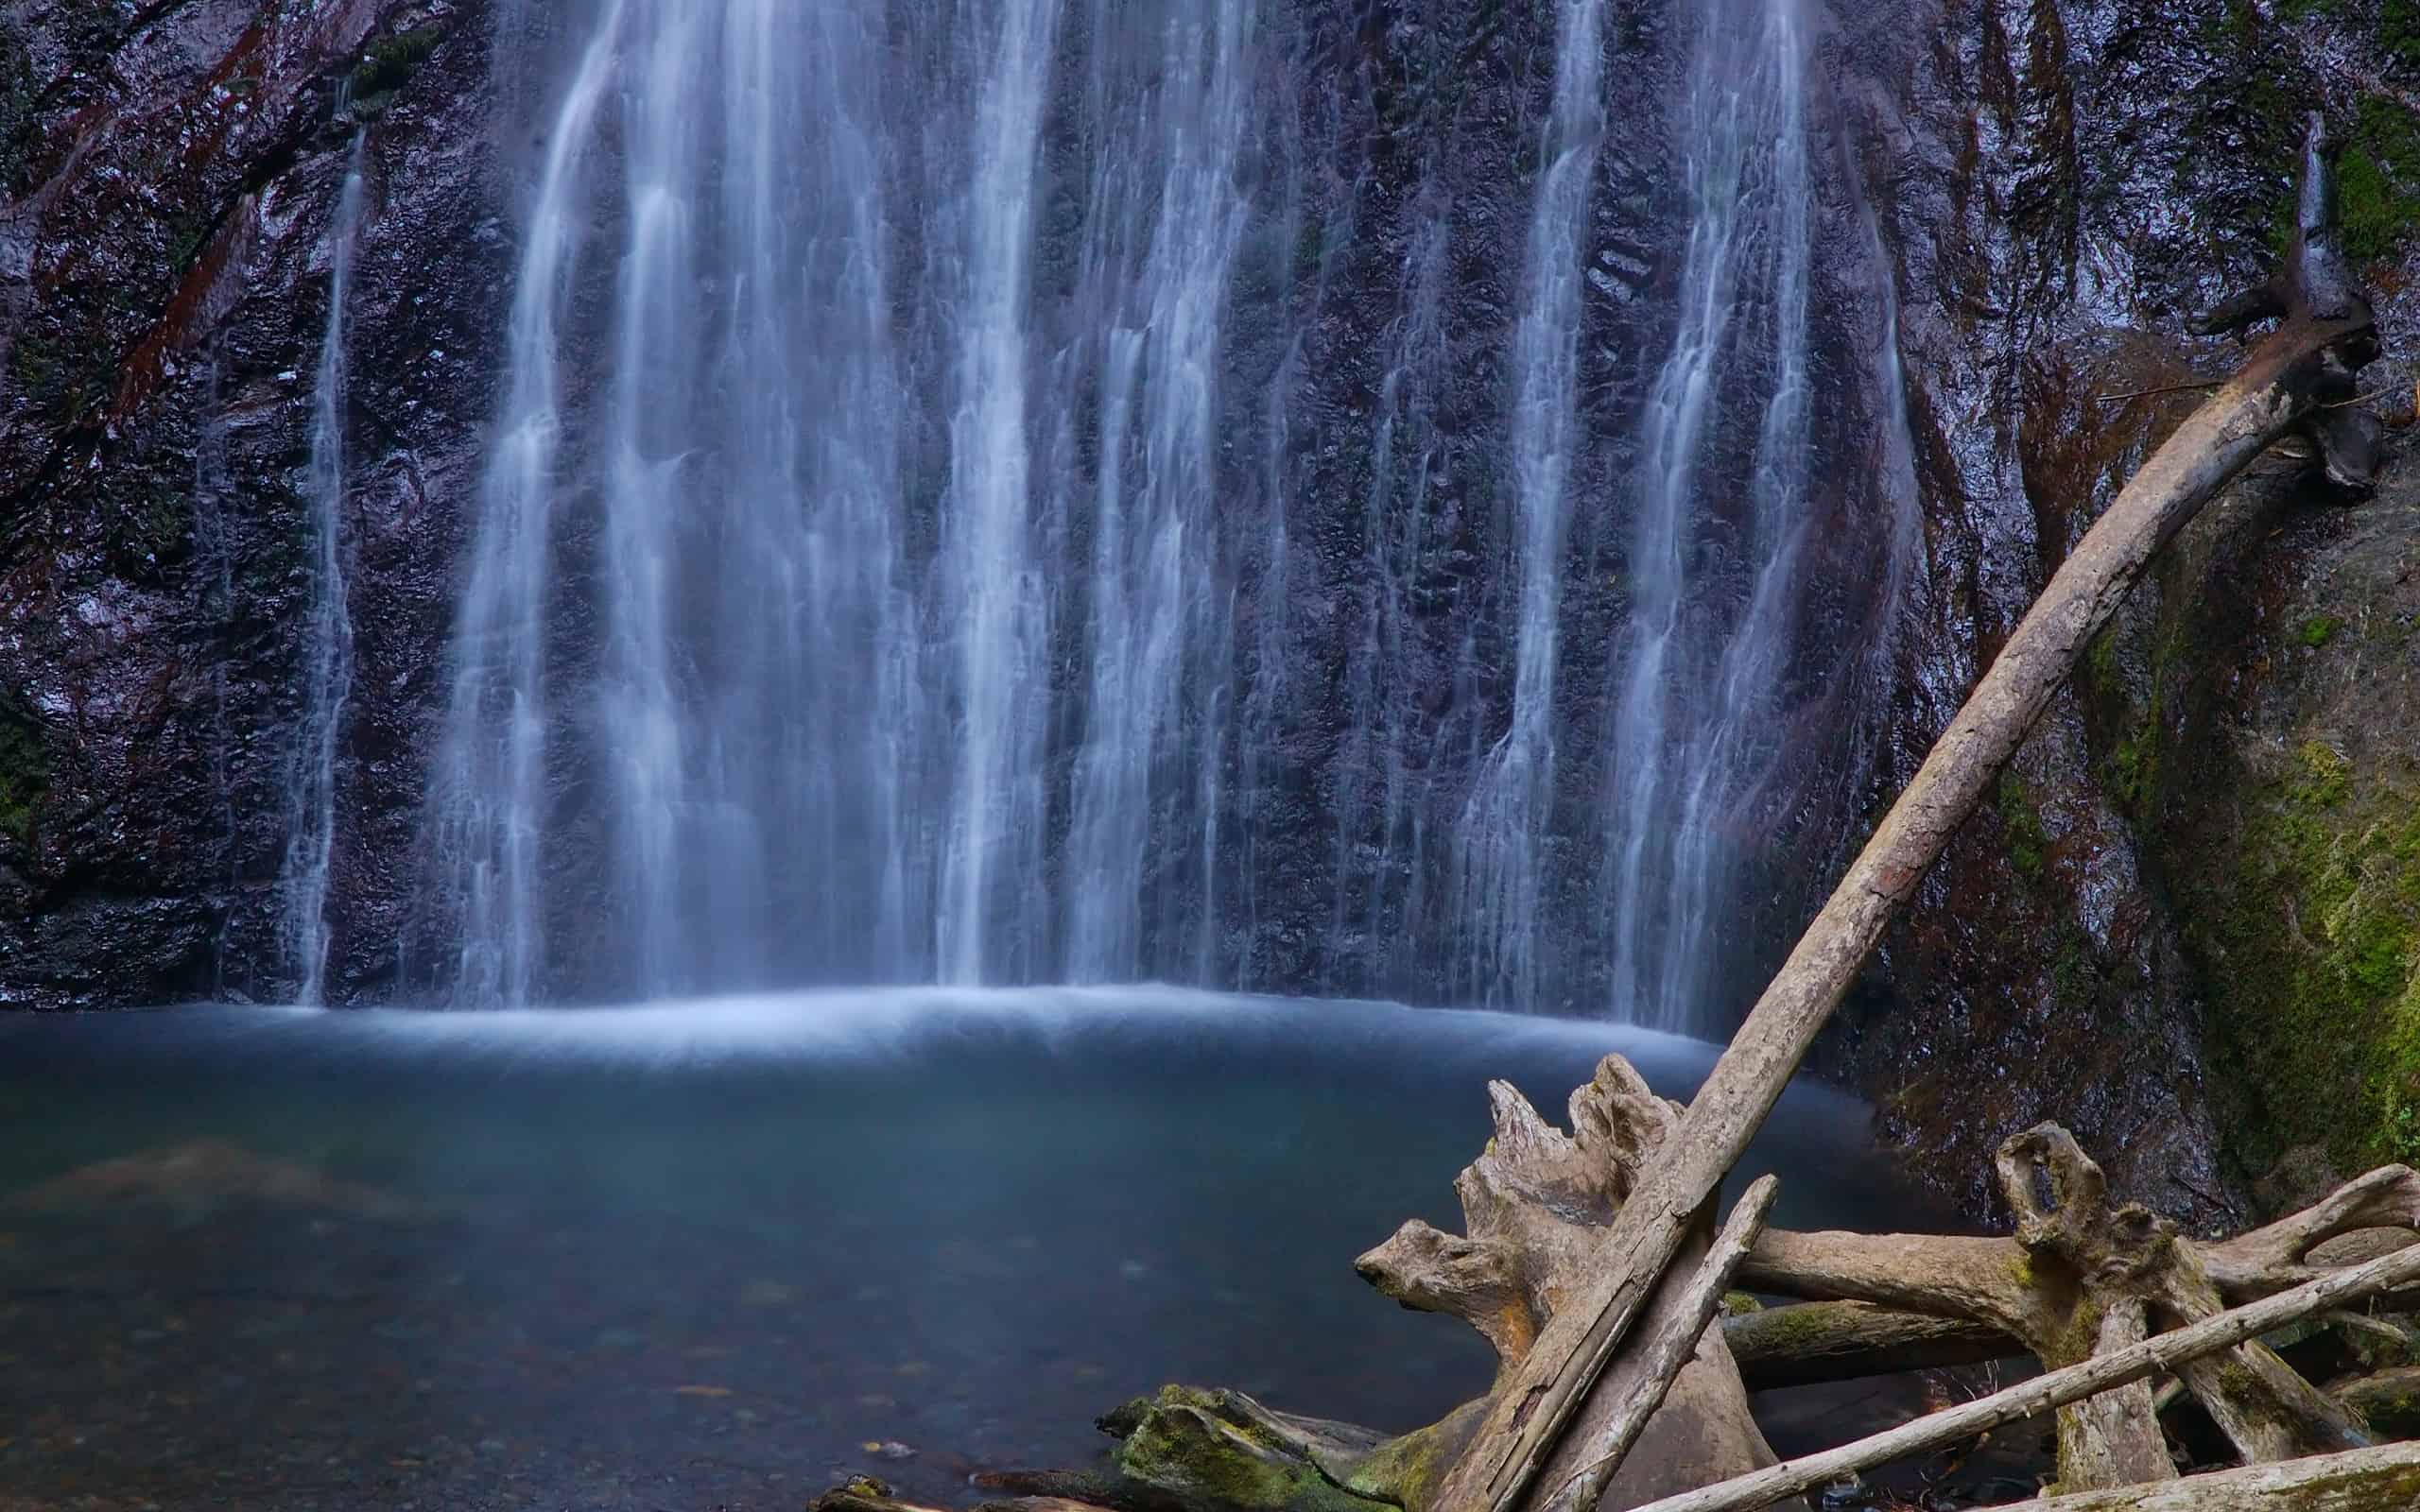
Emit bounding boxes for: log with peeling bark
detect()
[1719,1300,2019,1389]
[1432,112,2386,1512]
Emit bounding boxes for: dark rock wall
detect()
[1821,0,2420,1220]
[5,0,2418,1217]
[0,0,510,1005]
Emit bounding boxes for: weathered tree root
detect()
[1734,1127,2419,1492]
[1625,1240,2420,1512]
[834,1088,2420,1512]
[1354,1057,1804,1512]
[1055,1117,2420,1512]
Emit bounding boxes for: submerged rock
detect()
[7,1138,419,1220]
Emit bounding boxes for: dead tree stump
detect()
[1353,1057,1805,1512]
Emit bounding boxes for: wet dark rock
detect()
[0,0,510,1005]
[1813,0,2420,1224]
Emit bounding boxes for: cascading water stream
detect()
[430,0,626,1006]
[935,0,1063,985]
[1452,0,1607,1010]
[1603,0,1820,1032]
[1060,1,1258,982]
[280,135,371,1006]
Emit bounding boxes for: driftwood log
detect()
[1625,1238,2420,1512]
[1433,107,2384,1512]
[2011,1443,2420,1512]
[1349,1059,1805,1512]
[1734,1131,2420,1490]
[973,1069,2418,1512]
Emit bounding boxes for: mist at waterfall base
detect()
[307,0,1920,1022]
[0,993,1931,1507]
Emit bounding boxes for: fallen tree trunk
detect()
[1616,1238,2420,1512]
[1546,1178,1778,1512]
[1720,1301,2019,1390]
[1436,297,2377,1512]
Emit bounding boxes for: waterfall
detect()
[1059,0,1258,982]
[429,1,626,1005]
[280,135,371,1006]
[416,0,1876,1014]
[1452,0,1607,1009]
[935,0,1063,984]
[1602,0,1820,1032]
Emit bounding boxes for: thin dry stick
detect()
[1620,1238,2420,1512]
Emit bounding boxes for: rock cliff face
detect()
[4,0,2418,1215]
[1821,0,2420,1219]
[0,0,509,1004]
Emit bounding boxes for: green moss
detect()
[2300,613,2345,648]
[2109,736,2149,814]
[2290,740,2352,808]
[348,26,442,103]
[2050,928,2094,1007]
[2388,0,2420,62]
[1115,1388,1381,1512]
[2193,760,2420,1174]
[2085,626,2121,685]
[0,696,48,841]
[2335,96,2420,261]
[1719,1290,1763,1315]
[1998,773,2050,880]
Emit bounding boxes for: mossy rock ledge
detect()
[2088,451,2420,1185]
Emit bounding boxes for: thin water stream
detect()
[281,135,371,1007]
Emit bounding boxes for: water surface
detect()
[0,991,1910,1509]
